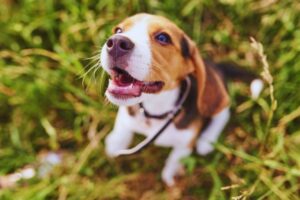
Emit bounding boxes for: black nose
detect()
[106,35,134,58]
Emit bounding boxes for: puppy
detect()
[100,13,263,186]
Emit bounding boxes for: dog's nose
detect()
[106,35,134,58]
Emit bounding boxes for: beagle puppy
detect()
[100,13,263,186]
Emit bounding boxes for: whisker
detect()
[92,62,102,82]
[80,53,102,90]
[81,60,99,79]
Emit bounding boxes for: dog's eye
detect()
[155,33,172,45]
[115,27,122,34]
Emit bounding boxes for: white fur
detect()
[100,16,152,106]
[105,88,197,186]
[142,87,180,115]
[105,107,135,157]
[250,79,264,99]
[105,92,145,106]
[105,85,230,185]
[196,107,230,155]
[119,17,151,81]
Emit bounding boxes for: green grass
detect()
[1,0,300,199]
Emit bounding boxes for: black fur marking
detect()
[174,75,210,129]
[180,37,191,59]
[213,61,258,83]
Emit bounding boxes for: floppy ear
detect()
[188,40,230,117]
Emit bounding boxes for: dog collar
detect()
[138,76,191,120]
[115,75,192,156]
[138,102,174,120]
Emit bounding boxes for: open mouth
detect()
[107,67,164,98]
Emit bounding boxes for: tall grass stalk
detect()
[250,37,277,152]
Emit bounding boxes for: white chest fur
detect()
[120,106,195,147]
[104,87,230,186]
[111,87,195,147]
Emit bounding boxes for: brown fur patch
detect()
[146,17,194,90]
[127,106,138,116]
[198,63,230,117]
[111,14,144,34]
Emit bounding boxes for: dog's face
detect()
[100,13,229,117]
[100,13,196,106]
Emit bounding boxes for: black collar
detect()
[138,76,190,120]
[115,76,192,156]
[138,103,173,120]
[139,103,172,119]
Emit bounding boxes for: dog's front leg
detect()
[162,147,192,186]
[105,107,134,157]
[196,107,230,155]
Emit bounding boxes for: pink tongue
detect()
[107,80,142,97]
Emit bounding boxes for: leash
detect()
[115,76,192,156]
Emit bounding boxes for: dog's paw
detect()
[196,140,214,155]
[162,168,176,187]
[105,148,119,158]
[162,164,185,187]
[105,134,122,158]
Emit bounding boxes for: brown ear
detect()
[190,42,230,117]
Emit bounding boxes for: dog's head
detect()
[100,13,229,117]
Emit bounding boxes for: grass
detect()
[1,0,300,199]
